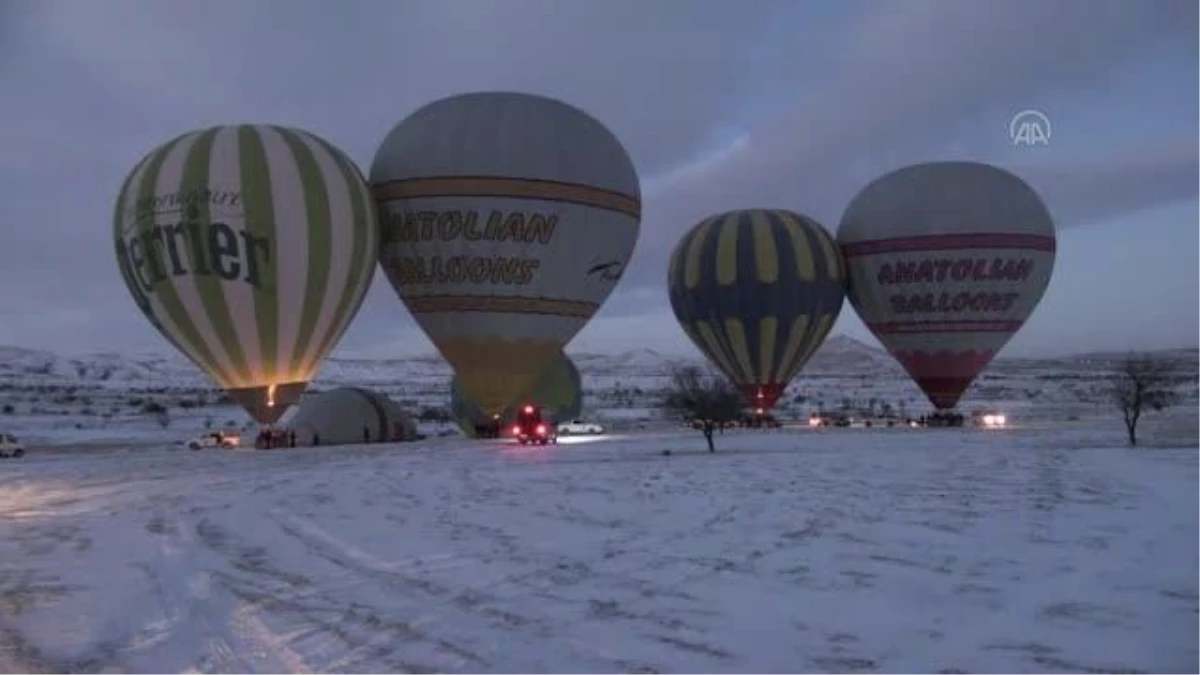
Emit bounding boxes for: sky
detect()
[0,0,1196,360]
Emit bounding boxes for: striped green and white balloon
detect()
[112,125,379,424]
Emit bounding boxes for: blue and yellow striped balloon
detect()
[667,209,846,410]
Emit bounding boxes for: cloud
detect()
[1014,139,1200,230]
[0,0,791,352]
[608,0,1198,312]
[10,0,784,173]
[0,0,1194,358]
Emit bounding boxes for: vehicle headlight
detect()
[980,414,1008,428]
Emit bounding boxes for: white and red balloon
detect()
[837,161,1056,410]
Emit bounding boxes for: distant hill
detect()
[802,334,901,375]
[1062,347,1199,364]
[0,337,1193,393]
[1,337,1195,442]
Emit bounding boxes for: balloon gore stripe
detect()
[373,176,641,218]
[841,233,1057,257]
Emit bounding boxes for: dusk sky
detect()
[1,0,1196,360]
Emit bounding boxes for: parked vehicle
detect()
[512,405,557,445]
[739,412,781,429]
[808,412,852,428]
[970,409,1009,429]
[0,433,25,458]
[186,431,241,450]
[557,419,605,435]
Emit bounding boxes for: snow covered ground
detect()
[0,421,1195,673]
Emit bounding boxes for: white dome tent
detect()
[285,387,419,446]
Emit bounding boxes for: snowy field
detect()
[0,420,1196,673]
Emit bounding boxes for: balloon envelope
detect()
[667,209,846,410]
[113,125,380,424]
[837,161,1056,410]
[370,92,641,416]
[449,350,583,437]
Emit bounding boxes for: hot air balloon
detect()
[837,161,1056,410]
[667,209,846,411]
[112,125,379,425]
[449,350,583,438]
[370,92,641,417]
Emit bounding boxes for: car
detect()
[971,409,1009,429]
[0,433,25,458]
[512,405,556,445]
[808,412,851,428]
[740,412,781,429]
[917,411,966,428]
[186,431,241,450]
[557,419,604,435]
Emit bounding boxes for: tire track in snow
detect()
[267,509,649,672]
[268,510,508,669]
[128,508,316,673]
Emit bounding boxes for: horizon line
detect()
[2,340,1196,364]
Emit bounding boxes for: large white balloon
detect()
[370,92,642,414]
[837,161,1056,410]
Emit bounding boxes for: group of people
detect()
[254,428,321,449]
[253,426,381,449]
[473,419,504,438]
[916,411,966,427]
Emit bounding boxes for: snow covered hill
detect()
[0,333,1049,391]
[0,335,903,395]
[0,337,1194,447]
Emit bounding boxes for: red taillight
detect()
[524,405,534,414]
[536,424,546,435]
[512,425,521,435]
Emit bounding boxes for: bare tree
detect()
[1112,354,1180,447]
[660,364,744,452]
